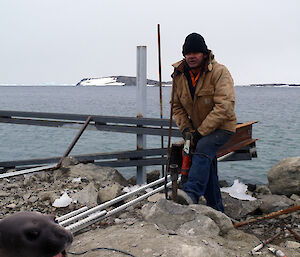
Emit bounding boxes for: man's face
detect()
[185,52,205,69]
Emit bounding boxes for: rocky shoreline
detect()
[0,157,299,256]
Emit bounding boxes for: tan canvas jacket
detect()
[172,52,237,136]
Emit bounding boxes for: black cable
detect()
[68,247,137,257]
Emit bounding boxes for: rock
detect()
[127,170,161,185]
[258,195,294,214]
[53,169,68,181]
[267,157,300,196]
[61,156,79,167]
[147,193,165,203]
[35,171,52,182]
[255,184,272,195]
[290,194,300,205]
[181,243,223,257]
[222,192,261,220]
[6,183,19,189]
[68,164,128,187]
[219,180,229,188]
[28,195,39,203]
[72,182,98,206]
[246,183,256,192]
[6,203,16,209]
[284,240,300,249]
[191,204,233,235]
[178,214,220,237]
[0,191,10,197]
[142,199,196,231]
[38,191,52,202]
[97,182,123,203]
[142,199,233,237]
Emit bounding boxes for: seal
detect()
[0,212,73,257]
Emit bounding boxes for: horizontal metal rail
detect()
[0,148,167,168]
[0,110,177,127]
[0,144,257,170]
[0,117,181,137]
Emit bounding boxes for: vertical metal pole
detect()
[136,46,147,184]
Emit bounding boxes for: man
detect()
[171,33,236,212]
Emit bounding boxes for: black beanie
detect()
[182,33,209,56]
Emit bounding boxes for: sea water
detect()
[0,85,299,184]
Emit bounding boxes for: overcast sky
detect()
[0,0,299,85]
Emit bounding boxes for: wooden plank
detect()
[236,121,258,129]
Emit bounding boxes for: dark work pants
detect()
[183,129,234,212]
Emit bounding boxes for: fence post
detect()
[136,46,147,184]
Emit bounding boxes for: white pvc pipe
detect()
[0,164,56,179]
[60,175,170,227]
[66,181,172,234]
[56,206,88,223]
[65,210,107,233]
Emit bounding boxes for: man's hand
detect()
[192,130,202,146]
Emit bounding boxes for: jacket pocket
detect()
[197,89,214,105]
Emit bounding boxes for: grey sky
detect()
[0,0,299,85]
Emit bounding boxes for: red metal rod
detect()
[165,79,176,199]
[286,227,300,242]
[157,24,165,176]
[56,116,92,169]
[234,205,300,228]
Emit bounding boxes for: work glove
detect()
[192,130,202,147]
[182,127,192,140]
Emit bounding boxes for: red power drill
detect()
[180,132,192,185]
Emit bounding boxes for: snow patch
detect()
[79,77,125,86]
[72,177,81,183]
[221,179,256,201]
[52,192,74,207]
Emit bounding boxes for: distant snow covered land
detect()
[76,76,299,87]
[76,76,172,86]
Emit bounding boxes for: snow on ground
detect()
[52,192,75,207]
[221,179,256,201]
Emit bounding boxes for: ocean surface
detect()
[0,85,299,184]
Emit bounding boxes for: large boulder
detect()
[267,157,300,196]
[257,194,294,214]
[97,182,123,203]
[66,163,129,187]
[141,199,233,237]
[222,192,261,220]
[72,182,98,206]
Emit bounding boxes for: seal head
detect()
[0,212,73,257]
